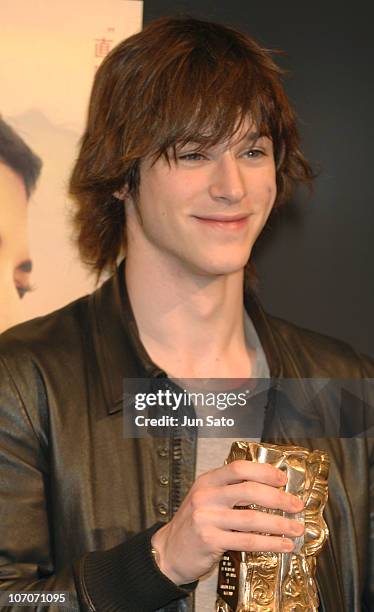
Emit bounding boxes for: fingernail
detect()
[293,496,304,511]
[291,521,304,536]
[283,538,294,552]
[279,471,287,485]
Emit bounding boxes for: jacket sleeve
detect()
[360,353,374,610]
[0,354,196,612]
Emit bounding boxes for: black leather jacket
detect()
[0,263,373,611]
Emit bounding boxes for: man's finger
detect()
[218,530,296,554]
[221,480,303,513]
[196,459,287,488]
[218,508,304,537]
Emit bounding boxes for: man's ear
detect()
[113,184,129,200]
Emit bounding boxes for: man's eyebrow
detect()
[175,131,268,151]
[241,130,266,143]
[16,259,33,273]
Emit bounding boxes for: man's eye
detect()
[243,148,265,159]
[178,152,205,161]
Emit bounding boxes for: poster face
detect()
[0,0,143,332]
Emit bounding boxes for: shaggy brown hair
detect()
[69,16,313,278]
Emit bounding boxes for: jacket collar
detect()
[90,261,284,415]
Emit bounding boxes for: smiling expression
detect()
[125,121,277,278]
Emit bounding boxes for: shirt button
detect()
[157,503,168,516]
[157,446,168,457]
[159,475,169,486]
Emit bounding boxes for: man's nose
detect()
[208,157,246,204]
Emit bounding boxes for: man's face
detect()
[0,161,31,332]
[126,122,276,278]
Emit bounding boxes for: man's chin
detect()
[188,257,250,279]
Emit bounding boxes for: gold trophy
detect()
[216,442,329,611]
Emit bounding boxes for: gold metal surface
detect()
[216,442,329,611]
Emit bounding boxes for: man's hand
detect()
[151,460,304,585]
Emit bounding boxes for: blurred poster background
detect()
[0,0,143,330]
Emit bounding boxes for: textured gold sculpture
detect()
[216,442,329,611]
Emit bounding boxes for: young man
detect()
[0,117,42,332]
[0,17,372,612]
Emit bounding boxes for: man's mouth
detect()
[192,214,249,229]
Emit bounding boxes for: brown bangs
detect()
[130,24,286,163]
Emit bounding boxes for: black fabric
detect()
[75,523,197,612]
